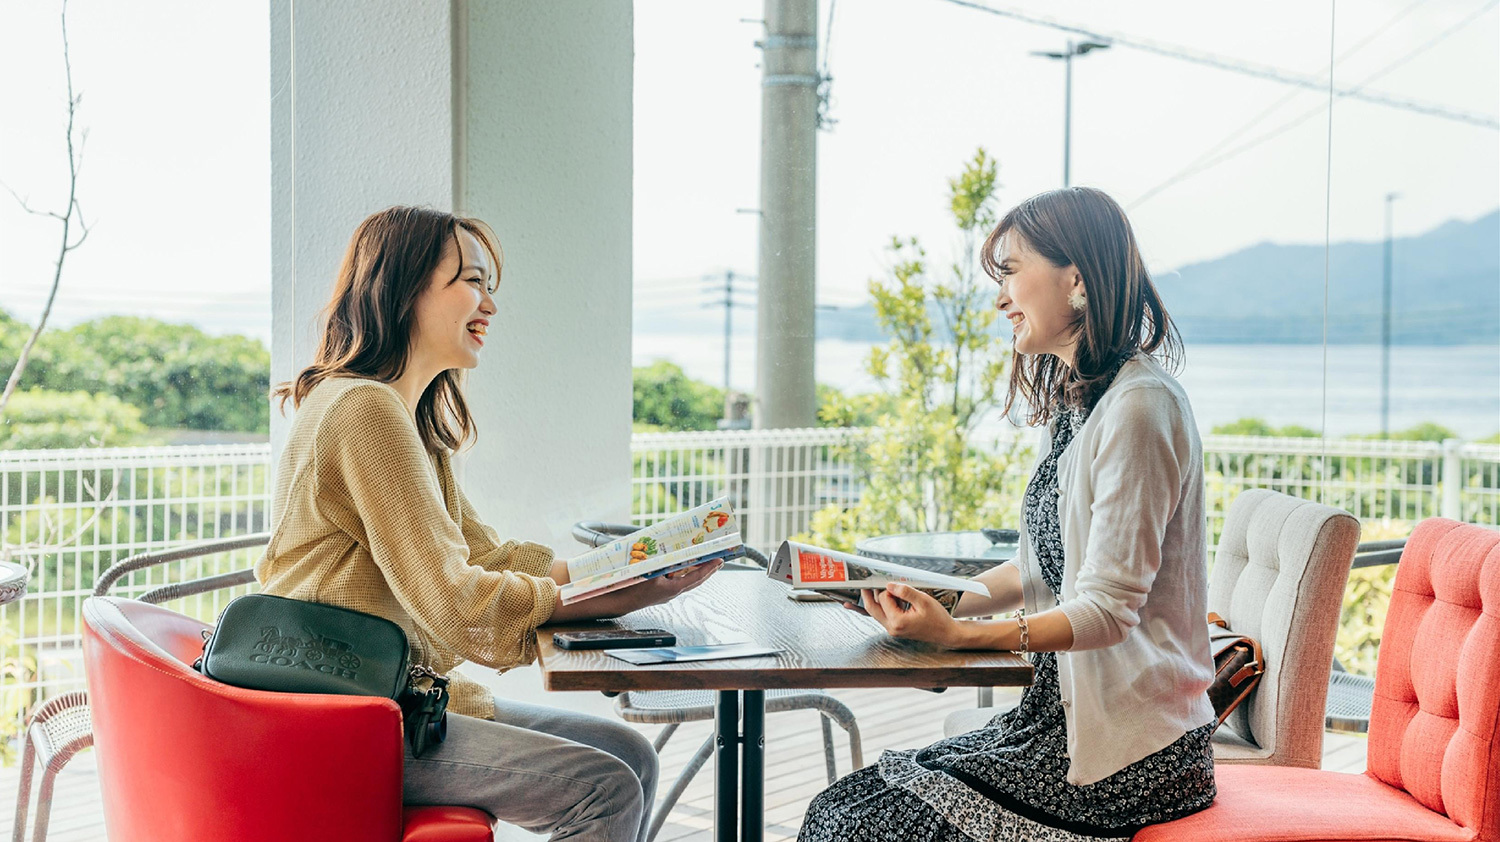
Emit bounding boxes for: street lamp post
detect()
[1031,40,1110,187]
[1381,192,1400,438]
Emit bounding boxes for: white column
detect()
[270,0,634,550]
[455,2,634,549]
[269,0,454,482]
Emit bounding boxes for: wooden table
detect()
[854,531,1020,709]
[537,569,1032,842]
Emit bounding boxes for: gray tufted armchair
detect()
[1203,489,1360,767]
[942,489,1360,771]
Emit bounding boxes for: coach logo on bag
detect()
[250,626,362,678]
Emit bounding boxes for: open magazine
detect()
[768,540,989,614]
[559,499,744,605]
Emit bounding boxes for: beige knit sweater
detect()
[255,377,560,720]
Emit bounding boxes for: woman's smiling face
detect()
[992,231,1085,365]
[410,227,497,373]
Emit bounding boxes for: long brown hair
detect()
[272,206,503,454]
[981,187,1181,427]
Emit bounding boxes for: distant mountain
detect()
[1154,210,1499,344]
[636,210,1499,345]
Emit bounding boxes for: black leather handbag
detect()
[195,593,449,757]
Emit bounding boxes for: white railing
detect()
[1199,435,1493,543]
[0,444,272,756]
[631,427,866,552]
[1460,442,1500,526]
[1,432,1497,757]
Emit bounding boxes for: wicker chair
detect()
[572,522,864,842]
[11,533,269,842]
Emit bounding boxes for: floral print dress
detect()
[799,359,1216,842]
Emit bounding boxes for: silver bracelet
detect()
[1015,610,1030,654]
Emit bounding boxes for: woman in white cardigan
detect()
[800,187,1217,842]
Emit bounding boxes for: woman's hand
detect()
[861,582,963,647]
[545,561,721,624]
[617,561,721,611]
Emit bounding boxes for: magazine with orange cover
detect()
[767,540,988,613]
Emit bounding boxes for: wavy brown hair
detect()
[272,206,503,454]
[982,187,1181,427]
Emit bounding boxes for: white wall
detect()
[268,0,454,473]
[457,1,636,550]
[269,0,633,550]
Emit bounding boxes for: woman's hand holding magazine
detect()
[861,582,962,645]
[769,540,992,646]
[548,559,721,623]
[557,499,742,606]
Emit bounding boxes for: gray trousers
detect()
[404,696,659,842]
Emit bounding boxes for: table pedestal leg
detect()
[715,691,740,842]
[741,690,765,842]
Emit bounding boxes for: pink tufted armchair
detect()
[1136,517,1500,842]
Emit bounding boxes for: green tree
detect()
[0,388,147,450]
[1354,422,1458,443]
[1210,417,1318,437]
[804,148,1028,551]
[0,310,25,368]
[632,361,725,431]
[1,312,271,434]
[815,383,891,428]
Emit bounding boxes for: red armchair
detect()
[81,596,495,842]
[1137,518,1500,842]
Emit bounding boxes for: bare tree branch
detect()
[1,0,86,416]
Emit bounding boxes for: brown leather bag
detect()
[1207,612,1264,731]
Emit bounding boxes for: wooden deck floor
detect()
[1,686,1368,841]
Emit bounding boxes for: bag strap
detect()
[1206,616,1265,688]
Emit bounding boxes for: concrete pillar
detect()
[456,2,634,548]
[270,0,633,550]
[269,0,454,483]
[754,0,818,430]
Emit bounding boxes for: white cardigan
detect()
[1003,354,1216,786]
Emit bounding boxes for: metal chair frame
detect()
[1319,538,1406,735]
[620,688,862,841]
[570,521,863,842]
[11,532,269,842]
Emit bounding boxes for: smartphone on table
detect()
[552,628,678,650]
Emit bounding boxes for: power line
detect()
[936,0,1500,130]
[1127,0,1500,209]
[635,281,716,295]
[1350,0,1497,90]
[1129,0,1431,206]
[818,0,839,130]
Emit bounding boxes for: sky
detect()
[1,0,1497,347]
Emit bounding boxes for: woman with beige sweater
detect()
[257,206,717,842]
[800,188,1217,841]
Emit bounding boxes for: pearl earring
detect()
[1068,291,1087,312]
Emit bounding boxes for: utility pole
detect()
[702,270,756,425]
[1031,40,1110,187]
[754,0,818,430]
[721,270,735,398]
[1381,192,1400,437]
